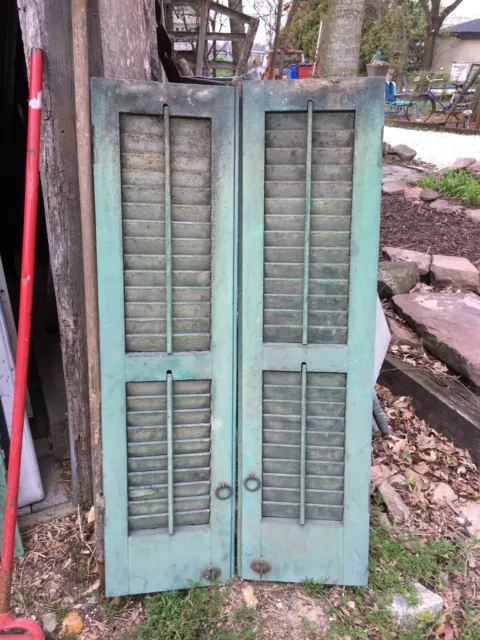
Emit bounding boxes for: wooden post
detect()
[17,0,158,542]
[71,0,105,584]
[196,0,209,76]
[17,0,93,507]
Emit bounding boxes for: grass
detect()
[418,168,480,205]
[120,515,479,640]
[304,512,479,639]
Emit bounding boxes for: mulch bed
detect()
[380,194,480,263]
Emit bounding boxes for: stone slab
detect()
[382,246,431,276]
[451,157,477,170]
[429,199,460,214]
[466,209,480,224]
[389,583,444,627]
[382,180,407,195]
[430,255,479,291]
[404,186,424,202]
[420,188,440,202]
[387,316,421,348]
[382,164,425,185]
[378,262,419,298]
[391,144,417,161]
[393,292,480,386]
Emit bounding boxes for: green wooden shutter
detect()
[239,79,384,585]
[92,80,236,596]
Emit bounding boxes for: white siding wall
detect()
[433,36,480,74]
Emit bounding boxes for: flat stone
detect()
[382,246,431,276]
[451,157,477,170]
[431,482,457,505]
[389,583,444,627]
[429,199,459,214]
[466,209,480,224]
[378,262,419,298]
[430,255,479,291]
[392,292,480,385]
[378,480,410,523]
[382,180,407,195]
[468,161,480,177]
[382,164,424,185]
[420,188,440,202]
[387,316,421,348]
[42,612,57,634]
[459,501,480,537]
[392,144,417,161]
[403,469,429,491]
[404,186,424,202]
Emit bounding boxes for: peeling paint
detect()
[29,91,42,109]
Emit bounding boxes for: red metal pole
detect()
[0,48,45,639]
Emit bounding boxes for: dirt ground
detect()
[380,194,480,263]
[11,377,480,639]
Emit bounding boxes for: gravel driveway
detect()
[384,125,480,168]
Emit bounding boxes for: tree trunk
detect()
[228,0,245,69]
[314,0,365,77]
[268,0,283,79]
[283,0,300,40]
[422,16,442,70]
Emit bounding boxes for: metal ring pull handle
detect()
[244,473,261,492]
[215,482,233,500]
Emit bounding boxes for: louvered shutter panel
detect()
[93,80,236,596]
[239,79,384,585]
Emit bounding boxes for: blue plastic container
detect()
[286,64,299,80]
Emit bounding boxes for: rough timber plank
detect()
[379,354,480,466]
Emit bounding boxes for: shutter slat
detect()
[265,182,352,199]
[129,480,211,500]
[129,510,210,531]
[266,112,354,131]
[128,467,211,486]
[263,502,343,520]
[265,198,351,216]
[263,473,344,491]
[128,424,211,442]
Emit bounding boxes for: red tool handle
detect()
[0,48,44,617]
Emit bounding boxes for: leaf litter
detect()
[11,385,480,639]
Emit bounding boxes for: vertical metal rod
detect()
[0,51,45,627]
[167,372,174,535]
[302,101,313,345]
[164,105,173,354]
[300,363,307,526]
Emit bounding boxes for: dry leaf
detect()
[87,506,95,524]
[59,611,84,638]
[242,584,259,609]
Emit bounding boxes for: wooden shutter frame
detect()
[92,79,237,595]
[239,78,384,586]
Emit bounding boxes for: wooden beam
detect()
[17,0,93,507]
[378,354,480,466]
[195,0,209,75]
[209,1,253,24]
[235,16,258,76]
[209,60,236,70]
[169,31,246,41]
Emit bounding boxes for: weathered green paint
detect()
[92,79,236,596]
[239,78,384,586]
